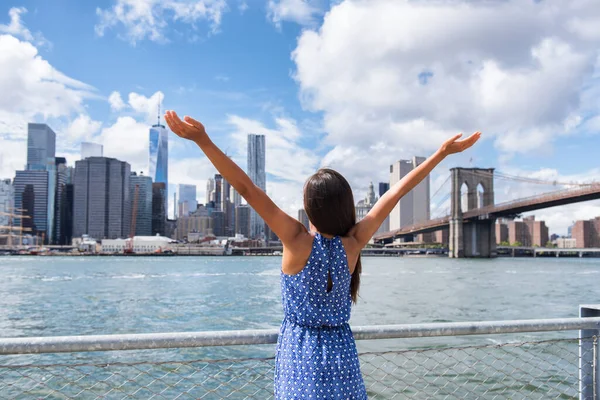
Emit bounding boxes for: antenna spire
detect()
[157,93,161,126]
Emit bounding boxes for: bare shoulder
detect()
[281,231,316,275]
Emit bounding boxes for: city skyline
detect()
[2,2,600,236]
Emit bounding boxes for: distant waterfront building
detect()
[27,123,56,171]
[235,205,251,238]
[573,217,600,248]
[356,182,377,223]
[389,157,430,231]
[178,184,197,217]
[220,178,235,236]
[176,205,213,241]
[130,172,153,236]
[495,222,509,244]
[376,182,390,234]
[73,157,131,240]
[211,210,226,237]
[434,228,449,246]
[0,179,14,228]
[13,170,49,238]
[554,237,577,249]
[213,174,223,211]
[507,216,549,247]
[232,187,241,207]
[152,182,167,236]
[248,134,266,239]
[81,142,103,159]
[298,209,310,230]
[149,117,168,212]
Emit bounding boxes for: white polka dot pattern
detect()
[275,234,367,399]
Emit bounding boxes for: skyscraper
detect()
[16,123,57,243]
[206,178,215,204]
[81,142,103,159]
[178,184,197,217]
[73,157,131,239]
[130,172,153,236]
[13,170,49,238]
[298,209,310,230]
[149,114,168,212]
[389,157,430,231]
[247,134,266,239]
[27,123,56,171]
[378,182,389,198]
[235,205,251,238]
[152,182,167,236]
[53,157,73,244]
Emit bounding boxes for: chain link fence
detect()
[0,334,595,399]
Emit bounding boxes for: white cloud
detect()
[108,91,126,111]
[63,114,103,145]
[292,0,600,166]
[0,34,96,137]
[0,139,26,179]
[267,0,321,28]
[0,7,49,47]
[238,1,248,14]
[99,116,150,173]
[95,0,229,45]
[128,91,164,124]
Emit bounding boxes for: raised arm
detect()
[349,132,481,248]
[164,110,305,246]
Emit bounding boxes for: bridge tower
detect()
[449,168,496,258]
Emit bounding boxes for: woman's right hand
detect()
[164,110,209,144]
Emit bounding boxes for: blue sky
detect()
[1,0,600,234]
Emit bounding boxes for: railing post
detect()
[580,305,600,400]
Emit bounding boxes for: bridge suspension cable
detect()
[463,169,596,188]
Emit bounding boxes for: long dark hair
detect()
[303,168,362,303]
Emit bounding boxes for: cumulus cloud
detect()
[95,0,229,45]
[0,7,49,47]
[292,0,600,162]
[99,116,150,173]
[267,0,322,28]
[108,91,126,111]
[64,114,103,145]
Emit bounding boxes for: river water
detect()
[1,255,599,398]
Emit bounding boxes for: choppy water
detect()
[1,256,599,398]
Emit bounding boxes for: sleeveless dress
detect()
[274,233,368,399]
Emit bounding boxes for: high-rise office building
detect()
[152,182,167,236]
[211,210,226,237]
[18,123,57,243]
[235,205,251,238]
[206,178,215,204]
[53,158,73,244]
[213,175,222,211]
[81,142,103,159]
[0,179,14,228]
[73,157,131,239]
[389,157,430,231]
[247,134,266,239]
[130,172,153,236]
[379,182,389,198]
[27,123,56,170]
[178,184,197,217]
[220,179,235,236]
[13,170,49,238]
[149,116,168,212]
[231,187,241,207]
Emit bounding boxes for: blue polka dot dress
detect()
[275,233,367,399]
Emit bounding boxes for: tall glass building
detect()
[130,172,153,236]
[178,184,197,217]
[12,123,56,242]
[149,121,168,212]
[247,134,266,239]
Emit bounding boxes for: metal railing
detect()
[2,310,600,399]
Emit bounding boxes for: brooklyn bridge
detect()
[373,168,600,258]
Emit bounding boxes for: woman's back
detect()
[275,233,367,399]
[281,233,352,328]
